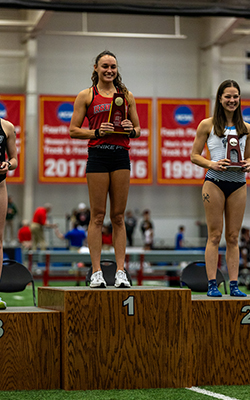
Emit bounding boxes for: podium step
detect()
[192,295,250,386]
[0,307,60,390]
[39,286,192,390]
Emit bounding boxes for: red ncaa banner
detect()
[39,95,152,184]
[157,99,210,185]
[0,95,25,183]
[241,100,250,184]
[130,98,152,184]
[39,95,88,183]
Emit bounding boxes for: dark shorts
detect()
[0,173,6,183]
[86,145,130,173]
[204,177,246,199]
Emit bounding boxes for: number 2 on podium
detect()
[241,305,250,324]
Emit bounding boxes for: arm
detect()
[241,123,250,172]
[69,88,96,140]
[1,119,18,173]
[121,92,141,138]
[190,117,230,171]
[54,226,65,240]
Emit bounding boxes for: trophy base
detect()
[226,165,243,171]
[105,129,129,135]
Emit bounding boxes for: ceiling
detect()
[1,1,250,46]
[1,0,250,16]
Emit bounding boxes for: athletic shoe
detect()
[207,282,222,297]
[90,270,106,288]
[115,270,131,288]
[230,286,247,297]
[0,298,6,310]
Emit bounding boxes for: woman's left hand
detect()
[241,160,250,172]
[121,119,134,133]
[0,161,10,174]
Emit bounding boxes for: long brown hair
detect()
[91,50,129,103]
[213,79,248,138]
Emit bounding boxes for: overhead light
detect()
[45,30,186,39]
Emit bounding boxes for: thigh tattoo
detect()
[203,193,210,203]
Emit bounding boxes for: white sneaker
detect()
[115,270,131,288]
[90,270,106,288]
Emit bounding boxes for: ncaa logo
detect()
[57,103,73,123]
[174,105,194,126]
[0,103,7,119]
[242,107,250,123]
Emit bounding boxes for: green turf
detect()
[1,386,250,399]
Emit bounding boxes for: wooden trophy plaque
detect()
[107,93,128,134]
[226,134,243,170]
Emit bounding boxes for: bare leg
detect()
[0,181,8,276]
[225,184,247,281]
[87,172,110,273]
[109,169,130,271]
[202,181,225,280]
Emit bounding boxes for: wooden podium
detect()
[38,286,192,390]
[192,295,250,386]
[0,307,60,390]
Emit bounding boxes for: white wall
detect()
[2,11,250,246]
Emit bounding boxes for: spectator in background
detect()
[175,226,185,250]
[239,227,250,269]
[65,207,78,230]
[18,220,32,249]
[4,195,18,244]
[102,223,113,250]
[30,203,56,250]
[140,209,154,241]
[54,223,87,250]
[125,210,137,246]
[75,203,90,231]
[143,221,154,250]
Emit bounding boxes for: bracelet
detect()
[7,161,11,170]
[129,129,136,138]
[95,129,100,138]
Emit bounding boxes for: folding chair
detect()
[0,259,37,306]
[180,260,227,294]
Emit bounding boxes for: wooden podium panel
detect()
[0,307,61,390]
[192,295,250,386]
[38,287,192,390]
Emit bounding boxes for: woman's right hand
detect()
[99,122,114,136]
[211,158,231,171]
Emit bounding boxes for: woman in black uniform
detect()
[0,118,18,309]
[70,50,140,288]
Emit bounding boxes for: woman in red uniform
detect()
[70,50,140,288]
[0,118,18,309]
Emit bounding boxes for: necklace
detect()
[97,86,114,95]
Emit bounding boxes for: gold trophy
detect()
[106,93,128,134]
[225,134,243,170]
